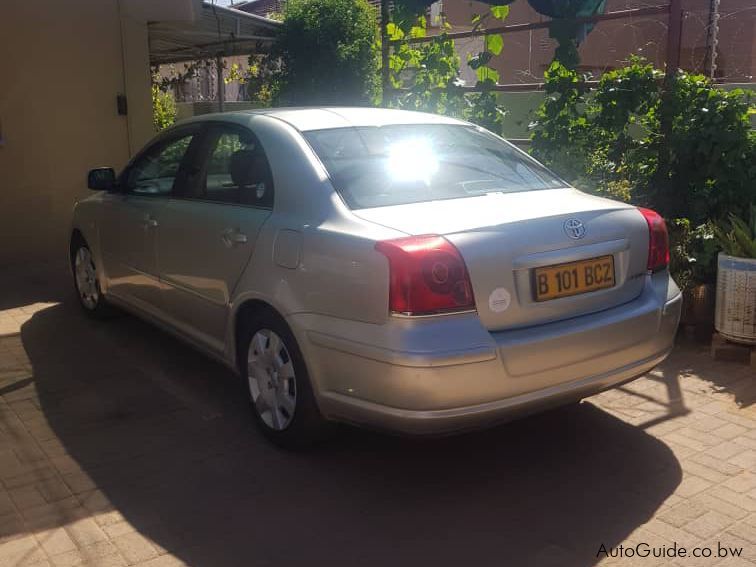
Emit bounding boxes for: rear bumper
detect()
[319,349,670,435]
[295,273,682,435]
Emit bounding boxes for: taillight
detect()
[638,207,669,272]
[375,235,476,316]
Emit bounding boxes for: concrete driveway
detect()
[1,265,755,567]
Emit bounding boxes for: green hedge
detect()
[530,59,755,288]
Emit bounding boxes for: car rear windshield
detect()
[303,124,565,209]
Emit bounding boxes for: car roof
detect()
[186,107,469,132]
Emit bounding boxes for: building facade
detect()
[0,1,276,266]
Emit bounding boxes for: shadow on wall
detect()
[6,293,684,566]
[0,263,70,311]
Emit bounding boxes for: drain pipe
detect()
[705,0,720,79]
[216,55,225,112]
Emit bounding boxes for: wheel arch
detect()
[69,228,86,261]
[232,298,288,372]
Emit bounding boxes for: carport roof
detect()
[148,2,280,65]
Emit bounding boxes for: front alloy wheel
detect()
[74,246,100,310]
[72,241,112,318]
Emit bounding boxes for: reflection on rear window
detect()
[304,124,565,209]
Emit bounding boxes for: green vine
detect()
[386,3,511,134]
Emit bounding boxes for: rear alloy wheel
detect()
[247,329,297,431]
[240,311,330,447]
[72,242,112,318]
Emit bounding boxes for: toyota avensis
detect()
[71,107,681,446]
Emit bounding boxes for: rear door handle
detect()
[222,228,248,247]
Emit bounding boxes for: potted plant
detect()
[670,220,718,340]
[713,212,756,345]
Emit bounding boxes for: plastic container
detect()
[714,252,756,344]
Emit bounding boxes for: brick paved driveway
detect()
[0,265,754,567]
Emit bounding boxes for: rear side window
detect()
[199,127,274,207]
[304,124,565,209]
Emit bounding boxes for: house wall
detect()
[0,0,153,267]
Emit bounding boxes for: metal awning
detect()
[148,2,280,65]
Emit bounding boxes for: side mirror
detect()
[87,167,116,191]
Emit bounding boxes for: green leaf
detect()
[476,66,499,84]
[386,22,404,41]
[485,34,503,56]
[410,25,426,38]
[490,5,510,20]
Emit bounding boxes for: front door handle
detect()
[222,228,248,247]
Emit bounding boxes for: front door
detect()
[156,124,274,352]
[100,127,201,315]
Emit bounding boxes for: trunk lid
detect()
[356,188,650,331]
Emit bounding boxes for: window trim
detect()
[175,121,275,210]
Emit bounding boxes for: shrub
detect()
[530,58,755,287]
[273,0,379,106]
[151,82,176,131]
[531,59,755,225]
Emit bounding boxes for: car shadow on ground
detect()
[13,297,682,567]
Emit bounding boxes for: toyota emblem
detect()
[564,218,586,239]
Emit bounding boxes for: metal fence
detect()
[381,0,756,96]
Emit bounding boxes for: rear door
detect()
[156,123,274,352]
[100,126,201,314]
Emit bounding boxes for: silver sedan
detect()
[71,107,681,446]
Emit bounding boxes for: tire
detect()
[239,309,331,448]
[71,239,113,319]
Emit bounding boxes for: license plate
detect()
[533,255,615,302]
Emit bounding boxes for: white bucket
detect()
[715,252,756,345]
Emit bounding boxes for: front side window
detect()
[199,127,274,207]
[304,124,566,209]
[125,134,194,196]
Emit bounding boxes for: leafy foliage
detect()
[530,57,756,286]
[386,16,466,119]
[243,55,279,105]
[273,0,379,106]
[668,219,720,290]
[529,61,593,182]
[386,4,510,134]
[151,77,176,132]
[714,212,756,259]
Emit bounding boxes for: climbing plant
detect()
[386,1,512,134]
[386,16,466,118]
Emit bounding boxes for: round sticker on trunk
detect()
[488,287,511,313]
